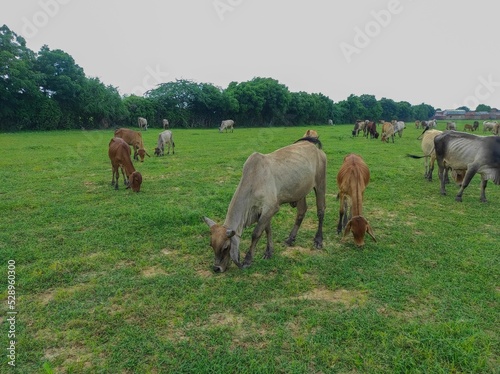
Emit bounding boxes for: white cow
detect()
[393,121,405,137]
[219,119,234,133]
[162,119,169,129]
[483,121,497,132]
[138,117,148,131]
[154,130,175,156]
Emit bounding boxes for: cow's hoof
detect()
[455,196,463,202]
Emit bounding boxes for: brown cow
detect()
[108,138,142,192]
[114,128,150,162]
[336,154,376,246]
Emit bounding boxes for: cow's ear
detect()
[342,220,352,238]
[366,224,377,242]
[226,229,236,238]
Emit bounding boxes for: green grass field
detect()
[0,122,499,373]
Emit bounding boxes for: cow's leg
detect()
[284,197,307,246]
[120,167,128,186]
[313,184,325,249]
[479,177,488,203]
[243,206,279,268]
[263,223,273,259]
[455,165,478,202]
[337,195,348,234]
[111,166,118,189]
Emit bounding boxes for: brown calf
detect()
[108,138,142,192]
[336,154,376,246]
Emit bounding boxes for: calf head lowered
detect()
[203,217,241,273]
[343,216,376,246]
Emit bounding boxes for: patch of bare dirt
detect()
[141,266,167,277]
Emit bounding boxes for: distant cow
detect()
[422,119,437,128]
[473,121,479,131]
[434,131,500,202]
[464,124,473,132]
[446,122,457,130]
[204,137,326,272]
[393,121,405,137]
[492,123,500,136]
[138,117,148,131]
[336,154,376,246]
[154,130,175,156]
[381,122,395,143]
[328,119,334,126]
[219,119,234,133]
[483,121,497,132]
[114,128,150,162]
[162,119,169,129]
[108,138,142,192]
[365,121,378,139]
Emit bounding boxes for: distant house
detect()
[433,109,500,120]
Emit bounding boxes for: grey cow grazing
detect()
[204,137,327,272]
[434,131,500,202]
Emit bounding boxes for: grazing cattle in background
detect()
[336,153,376,246]
[381,122,395,143]
[493,123,500,136]
[407,128,443,181]
[162,119,169,129]
[393,121,405,137]
[352,120,365,136]
[154,130,175,156]
[422,119,437,128]
[328,119,334,125]
[483,121,497,132]
[464,124,473,132]
[204,137,326,272]
[303,129,319,138]
[219,119,235,133]
[473,121,479,131]
[446,122,457,130]
[434,131,500,202]
[415,120,421,129]
[114,128,150,162]
[365,121,378,139]
[138,117,148,131]
[108,138,142,192]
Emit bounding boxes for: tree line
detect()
[1,25,435,132]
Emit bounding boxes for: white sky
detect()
[2,0,500,110]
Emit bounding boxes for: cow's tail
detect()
[417,125,430,140]
[406,146,434,159]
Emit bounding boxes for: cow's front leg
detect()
[243,207,278,268]
[285,197,307,246]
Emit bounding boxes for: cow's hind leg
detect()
[313,184,326,249]
[479,178,488,203]
[285,197,307,246]
[263,223,273,259]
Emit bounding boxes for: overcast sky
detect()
[2,0,500,110]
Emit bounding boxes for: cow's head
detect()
[451,169,466,186]
[154,147,162,156]
[203,217,241,273]
[343,215,376,246]
[127,171,142,192]
[137,148,150,162]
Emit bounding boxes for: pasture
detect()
[0,123,499,373]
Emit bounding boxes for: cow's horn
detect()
[203,217,216,227]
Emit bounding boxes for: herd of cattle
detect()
[107,117,499,272]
